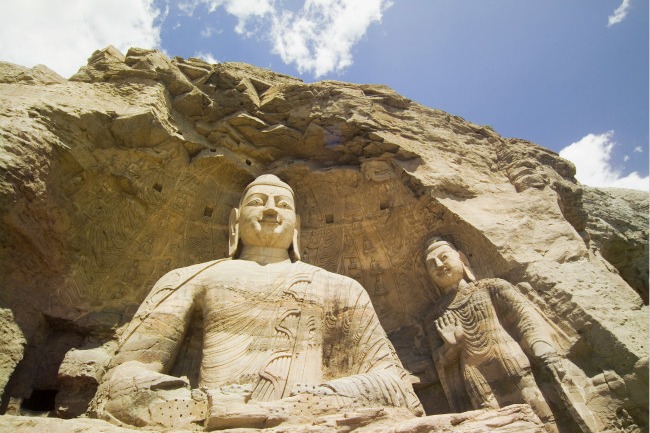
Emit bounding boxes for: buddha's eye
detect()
[247,198,264,206]
[277,201,292,209]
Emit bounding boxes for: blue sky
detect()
[1,0,648,189]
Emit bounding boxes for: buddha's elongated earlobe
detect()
[290,214,301,261]
[228,208,240,258]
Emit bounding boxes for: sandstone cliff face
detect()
[0,47,647,432]
[582,187,648,303]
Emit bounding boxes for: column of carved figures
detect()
[423,237,602,433]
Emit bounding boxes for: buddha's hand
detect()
[106,361,190,397]
[98,361,193,427]
[205,389,286,430]
[435,311,464,346]
[289,383,335,397]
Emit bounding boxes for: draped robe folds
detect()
[426,278,558,413]
[109,259,422,416]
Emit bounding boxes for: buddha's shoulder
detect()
[292,260,343,277]
[293,261,365,291]
[154,259,363,290]
[154,259,228,287]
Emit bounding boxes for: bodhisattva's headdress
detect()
[425,237,476,283]
[228,174,301,261]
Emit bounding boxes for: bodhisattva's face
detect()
[426,245,465,293]
[238,184,296,250]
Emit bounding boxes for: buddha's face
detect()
[426,245,465,293]
[239,184,296,250]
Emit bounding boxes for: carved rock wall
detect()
[0,47,647,431]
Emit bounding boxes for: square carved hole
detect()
[325,214,334,224]
[204,206,214,218]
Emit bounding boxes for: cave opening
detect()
[20,389,58,412]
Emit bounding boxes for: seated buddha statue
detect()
[90,174,423,430]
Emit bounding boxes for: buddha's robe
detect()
[111,259,422,415]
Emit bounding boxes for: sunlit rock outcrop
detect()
[0,46,646,432]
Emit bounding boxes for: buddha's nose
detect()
[434,257,443,267]
[262,198,278,216]
[263,207,277,217]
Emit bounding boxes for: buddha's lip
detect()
[259,216,280,224]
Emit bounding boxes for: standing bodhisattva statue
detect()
[424,238,603,433]
[91,174,423,430]
[424,238,563,432]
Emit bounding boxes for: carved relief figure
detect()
[91,174,423,430]
[424,238,568,432]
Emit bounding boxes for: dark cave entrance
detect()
[20,389,58,412]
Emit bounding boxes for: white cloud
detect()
[634,146,643,153]
[0,0,397,80]
[222,0,274,34]
[177,0,273,35]
[201,26,214,38]
[559,131,649,191]
[194,51,219,64]
[270,0,390,77]
[176,0,391,77]
[608,0,632,27]
[178,1,198,16]
[0,0,161,78]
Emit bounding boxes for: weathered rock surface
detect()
[582,187,648,303]
[0,309,26,402]
[0,46,647,432]
[0,62,65,85]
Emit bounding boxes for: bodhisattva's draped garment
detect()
[426,278,559,412]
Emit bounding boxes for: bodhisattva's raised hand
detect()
[435,311,464,346]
